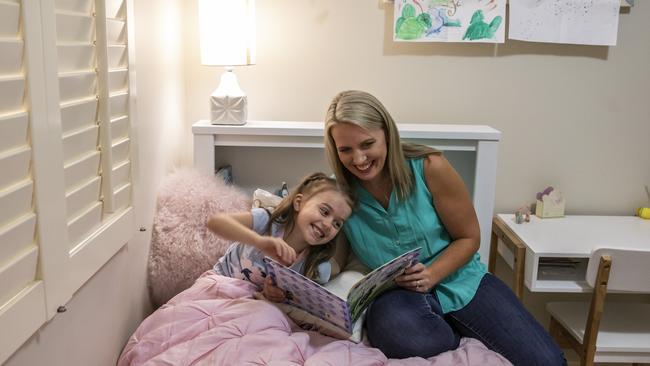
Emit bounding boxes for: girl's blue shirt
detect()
[343,158,486,313]
[214,208,331,287]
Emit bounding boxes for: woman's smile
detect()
[330,123,388,183]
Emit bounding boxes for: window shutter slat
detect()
[62,124,99,163]
[0,146,31,187]
[57,44,95,73]
[55,12,94,43]
[0,214,36,276]
[0,2,20,37]
[105,0,125,19]
[111,160,129,188]
[106,19,125,44]
[109,91,128,119]
[54,0,93,13]
[63,151,100,191]
[60,97,98,134]
[107,45,127,68]
[113,183,130,210]
[0,247,38,307]
[111,137,129,164]
[108,68,128,92]
[0,113,28,151]
[0,181,32,226]
[0,39,23,74]
[65,176,101,220]
[0,77,25,113]
[110,115,128,140]
[67,201,102,247]
[58,71,96,102]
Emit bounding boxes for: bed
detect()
[117,169,512,366]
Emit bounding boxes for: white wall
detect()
[4,0,186,365]
[185,0,650,216]
[4,1,648,365]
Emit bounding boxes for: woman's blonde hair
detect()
[324,90,439,201]
[268,172,354,280]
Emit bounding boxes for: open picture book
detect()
[264,247,421,336]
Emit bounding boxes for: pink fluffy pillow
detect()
[147,168,249,307]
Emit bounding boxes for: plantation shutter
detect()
[0,0,137,363]
[48,0,136,301]
[0,1,48,362]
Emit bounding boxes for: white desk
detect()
[490,214,650,297]
[192,120,501,263]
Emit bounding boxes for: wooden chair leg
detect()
[549,317,569,348]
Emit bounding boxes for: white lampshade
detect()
[198,0,256,125]
[198,0,256,66]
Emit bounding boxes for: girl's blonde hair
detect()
[324,90,440,201]
[268,172,354,280]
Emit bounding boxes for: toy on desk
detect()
[535,186,565,218]
[637,207,650,220]
[515,205,531,224]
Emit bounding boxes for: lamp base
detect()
[210,94,247,125]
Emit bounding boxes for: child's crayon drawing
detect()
[394,0,505,43]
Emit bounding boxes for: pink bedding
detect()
[118,271,512,366]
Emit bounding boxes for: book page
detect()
[347,247,421,322]
[265,258,353,333]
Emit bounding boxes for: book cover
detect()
[264,247,421,335]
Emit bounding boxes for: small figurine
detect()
[515,205,532,224]
[280,182,289,198]
[515,211,524,224]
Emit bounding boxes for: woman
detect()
[324,90,565,365]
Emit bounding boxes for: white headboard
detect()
[192,120,501,264]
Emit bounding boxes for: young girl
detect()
[208,172,354,302]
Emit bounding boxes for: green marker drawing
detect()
[462,9,502,41]
[395,3,432,40]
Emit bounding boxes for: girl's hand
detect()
[263,276,286,302]
[258,236,297,265]
[395,262,434,293]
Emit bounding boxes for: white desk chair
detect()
[546,247,650,366]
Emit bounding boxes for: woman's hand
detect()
[262,276,286,302]
[257,236,297,265]
[395,262,434,293]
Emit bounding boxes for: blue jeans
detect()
[366,273,566,365]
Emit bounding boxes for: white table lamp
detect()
[199,0,255,125]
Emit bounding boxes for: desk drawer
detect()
[525,252,590,293]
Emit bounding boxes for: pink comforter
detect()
[118,272,512,366]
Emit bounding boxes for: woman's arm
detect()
[397,154,481,291]
[207,212,296,264]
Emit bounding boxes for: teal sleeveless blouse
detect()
[343,158,486,313]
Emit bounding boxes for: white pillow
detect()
[252,188,282,211]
